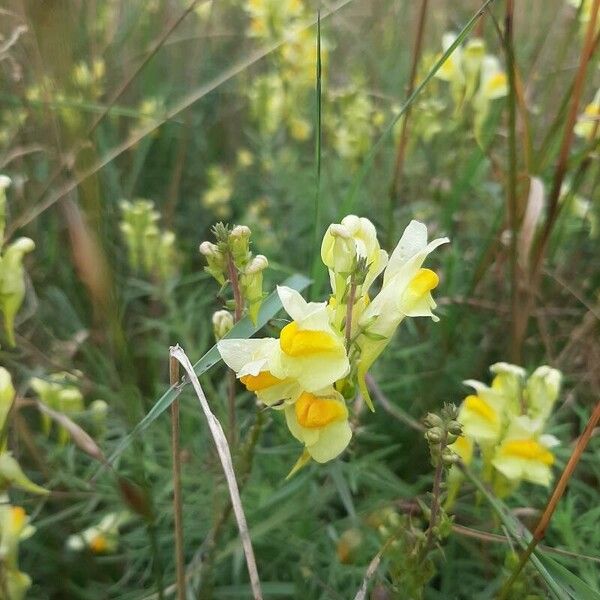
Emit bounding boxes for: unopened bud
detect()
[246,254,268,274]
[442,448,459,466]
[212,310,234,340]
[426,427,443,444]
[199,241,219,256]
[447,420,462,436]
[230,225,251,239]
[423,413,443,429]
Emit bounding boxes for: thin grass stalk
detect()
[497,399,600,599]
[386,0,429,246]
[170,345,263,600]
[310,11,323,295]
[169,356,186,600]
[503,0,521,363]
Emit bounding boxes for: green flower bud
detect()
[423,413,443,429]
[0,237,35,347]
[0,367,15,435]
[212,310,234,341]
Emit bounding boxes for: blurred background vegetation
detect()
[0,0,599,598]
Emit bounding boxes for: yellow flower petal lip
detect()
[279,321,341,357]
[240,371,284,392]
[408,268,439,296]
[295,392,347,429]
[499,439,554,465]
[463,394,497,424]
[10,506,26,531]
[90,534,109,553]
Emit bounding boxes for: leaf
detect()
[105,274,310,465]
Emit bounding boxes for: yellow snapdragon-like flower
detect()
[492,416,559,487]
[66,512,129,554]
[276,286,350,390]
[457,379,506,445]
[284,389,351,463]
[218,286,350,405]
[0,503,35,600]
[218,337,302,406]
[356,220,448,407]
[525,365,562,423]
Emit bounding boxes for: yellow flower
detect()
[356,220,448,407]
[284,389,351,462]
[525,365,561,423]
[218,337,302,406]
[276,286,349,391]
[478,55,508,101]
[492,416,559,487]
[435,32,464,85]
[451,435,473,465]
[66,512,128,554]
[489,361,526,415]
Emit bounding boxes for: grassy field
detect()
[1,0,599,598]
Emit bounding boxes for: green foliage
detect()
[0,0,599,598]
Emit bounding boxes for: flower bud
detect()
[423,413,443,429]
[246,254,268,274]
[426,427,443,444]
[447,420,463,436]
[212,310,234,341]
[0,367,15,434]
[199,241,226,284]
[229,225,252,266]
[442,448,459,466]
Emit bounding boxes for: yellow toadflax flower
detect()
[492,416,559,487]
[218,337,302,407]
[356,220,448,408]
[276,286,350,390]
[218,286,350,405]
[284,389,351,463]
[457,378,507,446]
[66,512,129,554]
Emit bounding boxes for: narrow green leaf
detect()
[105,274,311,465]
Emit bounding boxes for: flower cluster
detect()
[451,362,562,494]
[0,175,35,348]
[119,199,178,281]
[200,223,268,324]
[215,216,448,466]
[245,0,322,141]
[434,33,508,139]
